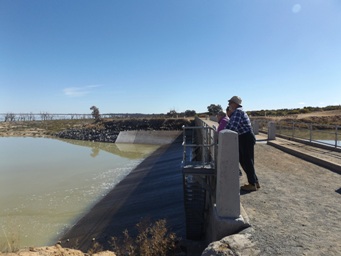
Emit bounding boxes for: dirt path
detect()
[240,143,341,255]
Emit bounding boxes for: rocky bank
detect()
[56,118,193,142]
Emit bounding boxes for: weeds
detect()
[107,218,179,256]
[1,226,20,253]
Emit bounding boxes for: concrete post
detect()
[216,130,240,217]
[268,121,276,140]
[252,120,259,135]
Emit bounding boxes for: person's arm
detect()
[217,120,225,133]
[217,118,227,132]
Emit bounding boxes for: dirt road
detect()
[240,142,341,255]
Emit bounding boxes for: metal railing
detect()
[264,121,340,149]
[181,124,217,168]
[181,123,217,240]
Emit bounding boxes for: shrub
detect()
[109,218,179,256]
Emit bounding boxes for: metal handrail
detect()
[182,125,217,168]
[273,121,340,149]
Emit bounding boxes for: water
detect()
[317,140,341,147]
[0,137,159,249]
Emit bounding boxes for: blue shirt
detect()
[225,108,253,135]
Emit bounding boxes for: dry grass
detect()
[1,219,180,255]
[252,109,341,125]
[93,218,180,256]
[0,119,93,137]
[1,226,20,253]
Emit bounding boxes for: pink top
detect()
[217,117,229,133]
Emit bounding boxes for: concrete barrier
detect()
[268,121,276,140]
[252,120,259,135]
[207,129,249,243]
[115,130,182,145]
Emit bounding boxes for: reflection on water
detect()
[59,138,159,159]
[318,140,341,147]
[0,137,159,249]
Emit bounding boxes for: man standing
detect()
[225,96,260,191]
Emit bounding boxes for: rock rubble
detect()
[56,118,193,142]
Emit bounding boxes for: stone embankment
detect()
[56,118,193,142]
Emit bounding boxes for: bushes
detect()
[88,219,180,256]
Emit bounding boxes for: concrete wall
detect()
[115,130,182,145]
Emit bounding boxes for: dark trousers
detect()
[239,132,258,185]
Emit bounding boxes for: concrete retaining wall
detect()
[115,130,182,145]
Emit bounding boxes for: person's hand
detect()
[226,107,234,117]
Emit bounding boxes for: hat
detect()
[228,96,242,107]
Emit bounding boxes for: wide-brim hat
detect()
[228,96,242,107]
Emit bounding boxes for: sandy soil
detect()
[240,142,341,255]
[0,122,47,137]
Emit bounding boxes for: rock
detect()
[201,232,260,256]
[55,119,193,143]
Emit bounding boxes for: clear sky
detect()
[1,0,340,114]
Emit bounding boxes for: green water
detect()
[0,137,159,250]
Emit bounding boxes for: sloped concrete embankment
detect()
[58,139,186,252]
[115,130,182,144]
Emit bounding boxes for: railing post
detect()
[292,122,295,138]
[335,126,338,149]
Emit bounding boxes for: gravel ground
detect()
[240,143,341,255]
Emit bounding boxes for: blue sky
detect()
[1,0,340,114]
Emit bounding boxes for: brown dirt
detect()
[0,244,115,256]
[240,142,341,255]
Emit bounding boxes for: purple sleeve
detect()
[217,118,228,133]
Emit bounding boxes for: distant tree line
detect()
[165,109,197,118]
[248,105,341,117]
[204,104,341,117]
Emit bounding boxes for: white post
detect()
[268,121,276,140]
[252,120,259,135]
[216,130,240,218]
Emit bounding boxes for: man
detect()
[225,96,260,191]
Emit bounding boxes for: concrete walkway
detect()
[266,135,341,174]
[240,140,341,255]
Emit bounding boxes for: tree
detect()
[166,109,178,118]
[90,106,101,122]
[184,110,196,117]
[4,113,15,122]
[207,104,222,116]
